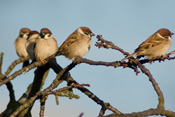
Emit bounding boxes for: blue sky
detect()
[0,1,175,117]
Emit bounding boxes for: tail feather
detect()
[121,53,136,61]
[22,60,29,68]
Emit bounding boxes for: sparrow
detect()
[26,30,40,61]
[122,28,174,61]
[15,28,31,67]
[34,28,58,62]
[58,26,95,60]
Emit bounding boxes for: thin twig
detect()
[0,52,4,75]
[39,96,48,117]
[96,35,129,56]
[4,57,29,76]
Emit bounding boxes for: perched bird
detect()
[26,30,40,61]
[122,28,174,61]
[58,26,95,60]
[15,28,31,67]
[34,28,58,62]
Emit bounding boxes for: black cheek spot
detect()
[41,34,45,38]
[88,46,91,50]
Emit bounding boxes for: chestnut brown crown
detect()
[28,30,39,36]
[80,27,95,36]
[157,28,174,37]
[40,28,52,35]
[20,28,31,33]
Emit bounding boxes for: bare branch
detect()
[39,96,48,117]
[0,51,58,86]
[10,62,77,117]
[19,63,50,116]
[96,35,129,56]
[104,108,175,117]
[66,75,121,116]
[0,52,4,75]
[0,61,43,86]
[133,59,164,109]
[48,58,122,115]
[4,57,29,76]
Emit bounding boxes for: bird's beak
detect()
[91,33,95,37]
[171,33,174,35]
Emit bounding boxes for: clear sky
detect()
[0,1,175,117]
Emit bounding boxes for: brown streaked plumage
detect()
[122,28,174,61]
[58,26,95,60]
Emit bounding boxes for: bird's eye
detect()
[85,32,89,35]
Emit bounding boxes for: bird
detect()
[15,28,31,68]
[58,26,95,60]
[34,28,58,63]
[26,30,40,61]
[122,28,174,61]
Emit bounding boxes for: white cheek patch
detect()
[77,28,91,38]
[45,34,53,39]
[88,34,91,38]
[157,33,172,40]
[157,33,163,38]
[167,36,172,41]
[77,28,84,35]
[23,34,29,38]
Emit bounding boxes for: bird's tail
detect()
[22,60,29,68]
[121,53,136,61]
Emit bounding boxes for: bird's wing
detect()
[135,34,163,52]
[122,34,164,61]
[58,32,80,53]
